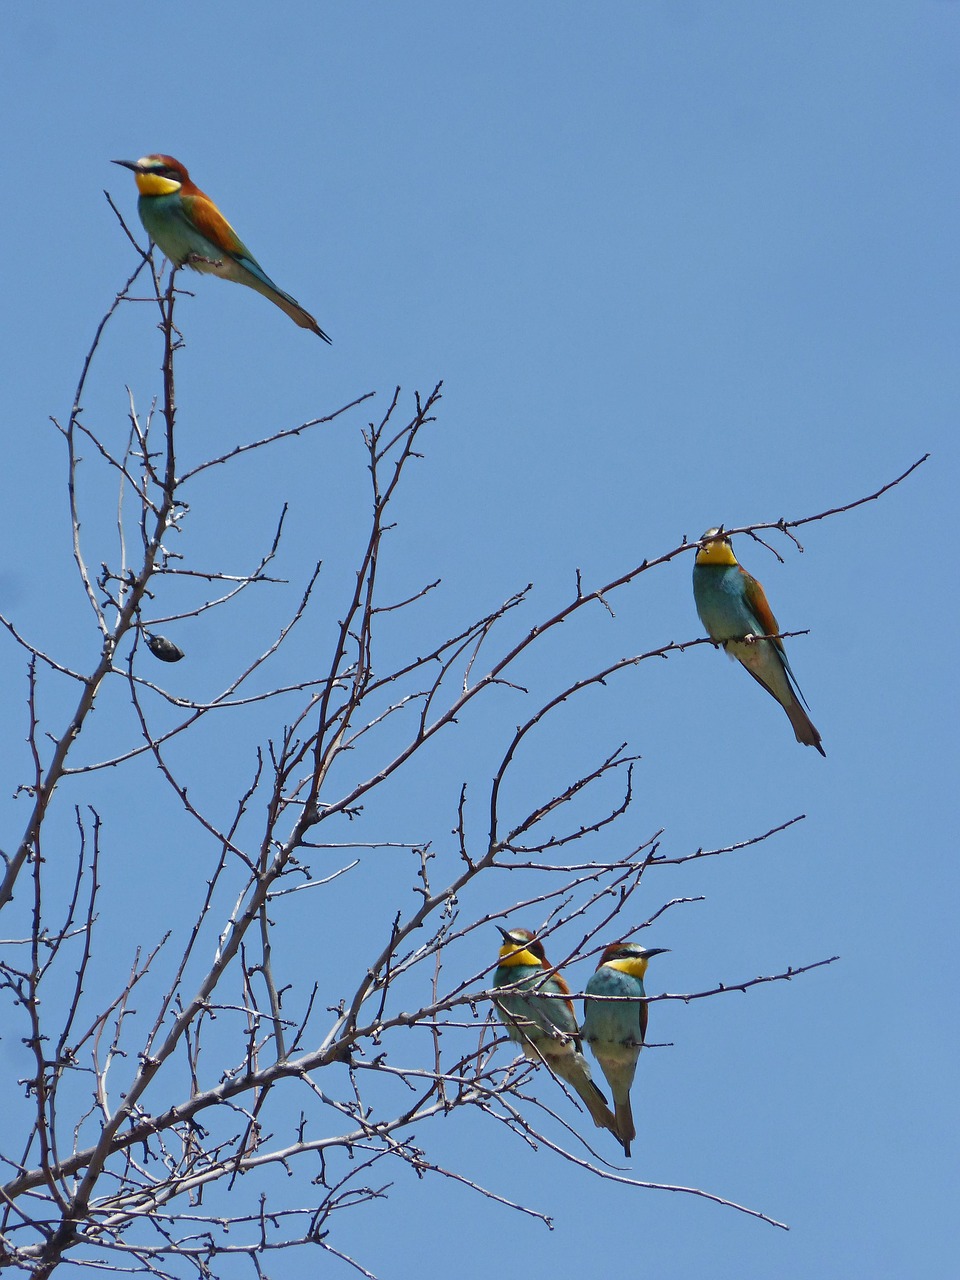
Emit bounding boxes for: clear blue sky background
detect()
[1,3,957,1278]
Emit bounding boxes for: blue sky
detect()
[1,4,957,1278]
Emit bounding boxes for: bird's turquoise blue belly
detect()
[693,564,759,641]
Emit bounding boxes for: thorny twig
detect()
[0,236,928,1273]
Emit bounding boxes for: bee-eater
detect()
[582,942,668,1157]
[492,927,621,1145]
[692,528,825,755]
[113,154,331,341]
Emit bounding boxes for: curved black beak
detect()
[112,159,141,173]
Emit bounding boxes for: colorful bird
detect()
[692,528,825,754]
[492,926,620,1145]
[113,154,331,340]
[582,942,668,1157]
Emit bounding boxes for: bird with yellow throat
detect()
[692,528,824,754]
[492,927,622,1147]
[114,154,330,340]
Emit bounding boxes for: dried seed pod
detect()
[144,633,185,663]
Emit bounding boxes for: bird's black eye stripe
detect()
[146,164,182,181]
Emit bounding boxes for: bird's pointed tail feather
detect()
[786,698,825,756]
[614,1097,635,1157]
[235,261,332,341]
[551,1053,621,1142]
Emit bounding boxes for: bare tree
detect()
[0,230,926,1277]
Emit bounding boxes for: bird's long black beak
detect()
[496,926,513,942]
[643,948,670,958]
[112,159,141,173]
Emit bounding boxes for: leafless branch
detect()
[0,241,926,1275]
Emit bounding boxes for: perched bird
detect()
[582,942,668,1158]
[492,927,620,1145]
[692,528,825,755]
[113,154,331,340]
